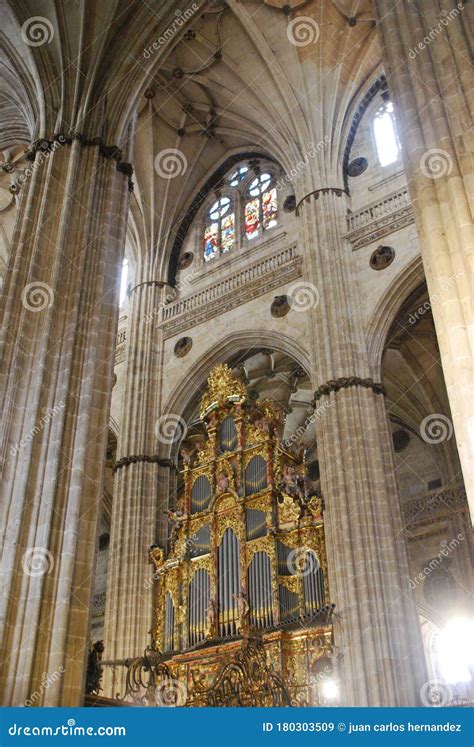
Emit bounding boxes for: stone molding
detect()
[402,483,467,528]
[25,134,134,191]
[344,187,414,250]
[313,377,386,403]
[160,245,302,338]
[113,455,178,473]
[295,187,348,217]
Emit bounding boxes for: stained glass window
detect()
[245,198,260,240]
[202,165,278,261]
[244,172,277,241]
[204,223,218,262]
[373,101,399,167]
[203,197,235,261]
[221,213,235,252]
[262,188,277,229]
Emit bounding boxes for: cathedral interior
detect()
[0,0,473,710]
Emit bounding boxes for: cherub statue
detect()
[281,464,307,503]
[179,440,196,467]
[166,503,186,549]
[217,470,230,494]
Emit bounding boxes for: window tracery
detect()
[202,162,279,262]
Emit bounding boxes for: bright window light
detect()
[322,680,339,700]
[374,102,399,167]
[434,618,474,684]
[119,258,128,307]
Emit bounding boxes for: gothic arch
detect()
[161,329,311,462]
[366,254,425,378]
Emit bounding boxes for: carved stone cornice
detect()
[295,187,348,217]
[113,455,178,473]
[160,253,302,338]
[25,134,134,191]
[313,377,386,403]
[344,188,414,250]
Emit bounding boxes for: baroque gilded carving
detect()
[149,364,334,707]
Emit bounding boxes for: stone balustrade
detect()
[345,187,414,249]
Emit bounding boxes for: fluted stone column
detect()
[0,137,132,705]
[375,0,474,517]
[298,188,427,705]
[103,279,175,697]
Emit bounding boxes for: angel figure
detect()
[281,464,306,503]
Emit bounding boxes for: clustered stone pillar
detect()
[297,187,427,705]
[375,0,474,518]
[102,278,174,697]
[0,137,131,705]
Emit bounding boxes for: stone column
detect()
[374,0,474,517]
[297,188,427,705]
[0,136,132,705]
[102,278,177,697]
